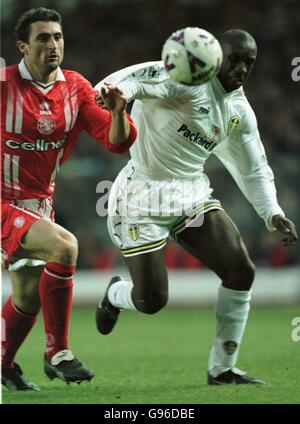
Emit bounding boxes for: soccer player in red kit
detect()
[1,7,137,390]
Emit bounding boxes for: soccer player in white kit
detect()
[95,29,298,384]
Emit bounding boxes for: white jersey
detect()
[95,61,284,230]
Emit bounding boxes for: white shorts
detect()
[7,197,54,272]
[107,161,223,257]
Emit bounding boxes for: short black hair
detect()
[220,29,256,48]
[14,7,62,43]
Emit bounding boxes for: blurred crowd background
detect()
[2,0,299,269]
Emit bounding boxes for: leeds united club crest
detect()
[128,224,140,241]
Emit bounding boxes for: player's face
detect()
[217,39,257,92]
[19,21,64,74]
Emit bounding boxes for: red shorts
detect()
[1,200,44,268]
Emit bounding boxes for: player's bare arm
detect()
[272,214,298,246]
[99,82,130,145]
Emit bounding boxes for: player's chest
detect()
[177,97,241,147]
[13,83,79,138]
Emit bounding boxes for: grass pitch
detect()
[2,306,300,404]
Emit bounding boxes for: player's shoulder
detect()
[61,69,92,87]
[232,87,257,130]
[112,61,169,84]
[95,60,170,92]
[231,87,253,109]
[128,61,167,81]
[0,64,19,82]
[231,88,257,122]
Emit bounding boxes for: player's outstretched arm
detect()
[99,82,130,145]
[271,214,298,246]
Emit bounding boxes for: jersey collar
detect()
[18,58,65,84]
[211,75,243,97]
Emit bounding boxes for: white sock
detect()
[107,279,137,310]
[208,285,251,377]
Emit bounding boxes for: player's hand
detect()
[95,91,106,108]
[96,83,127,114]
[272,214,298,246]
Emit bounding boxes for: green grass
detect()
[2,307,300,404]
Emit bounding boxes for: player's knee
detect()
[52,232,78,264]
[135,291,168,314]
[224,259,255,290]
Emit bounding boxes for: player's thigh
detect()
[17,218,77,260]
[125,248,169,302]
[177,209,254,279]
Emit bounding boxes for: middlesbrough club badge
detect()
[37,116,56,135]
[13,216,25,228]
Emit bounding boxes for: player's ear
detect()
[17,40,29,55]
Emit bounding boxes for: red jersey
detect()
[1,60,136,200]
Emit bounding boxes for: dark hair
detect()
[14,7,62,42]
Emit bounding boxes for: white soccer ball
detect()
[162,27,223,85]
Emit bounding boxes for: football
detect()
[161,27,223,85]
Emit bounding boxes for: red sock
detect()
[1,296,38,369]
[39,262,75,360]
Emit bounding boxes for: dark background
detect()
[1,0,299,269]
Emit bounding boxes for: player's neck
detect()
[24,58,57,84]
